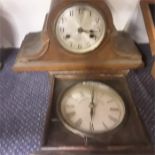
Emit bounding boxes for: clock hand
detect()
[89,87,95,132]
[90,108,94,132]
[78,27,89,33]
[65,34,71,39]
[90,30,95,33]
[78,28,97,39]
[90,121,94,132]
[78,27,96,34]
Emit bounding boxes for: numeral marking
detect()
[78,44,82,49]
[66,104,75,108]
[75,118,82,127]
[94,35,97,40]
[102,122,108,130]
[63,35,66,40]
[79,8,85,14]
[107,100,113,104]
[60,27,65,33]
[90,122,94,132]
[96,17,100,23]
[110,107,120,112]
[61,17,64,24]
[109,115,118,123]
[70,10,74,16]
[79,8,82,14]
[65,34,71,39]
[90,11,92,16]
[87,42,91,47]
[67,111,76,118]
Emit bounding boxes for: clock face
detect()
[55,4,106,54]
[58,81,126,136]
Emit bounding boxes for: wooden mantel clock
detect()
[13,0,154,155]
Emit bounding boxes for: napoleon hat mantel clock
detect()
[13,0,154,155]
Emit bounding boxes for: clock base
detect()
[30,74,154,155]
[32,147,154,155]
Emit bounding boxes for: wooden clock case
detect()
[141,0,155,78]
[13,0,154,155]
[30,73,153,155]
[14,0,143,72]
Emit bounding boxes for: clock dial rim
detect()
[57,81,127,138]
[54,3,107,54]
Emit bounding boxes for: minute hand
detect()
[78,28,96,34]
[90,88,95,121]
[90,87,95,132]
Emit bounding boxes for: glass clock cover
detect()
[58,81,126,136]
[55,4,106,54]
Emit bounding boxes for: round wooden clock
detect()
[55,4,106,54]
[14,0,143,72]
[58,81,126,136]
[13,0,154,155]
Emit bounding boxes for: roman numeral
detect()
[79,8,82,14]
[96,17,100,23]
[102,121,108,130]
[75,118,82,127]
[107,100,113,104]
[90,11,92,16]
[60,27,64,33]
[67,111,76,118]
[109,115,118,123]
[78,44,82,49]
[110,107,120,112]
[70,10,74,16]
[61,17,64,24]
[90,122,94,132]
[66,104,74,108]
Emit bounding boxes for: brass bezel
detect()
[53,2,107,55]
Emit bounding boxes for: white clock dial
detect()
[58,81,126,136]
[55,4,106,54]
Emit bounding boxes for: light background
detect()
[0,0,149,48]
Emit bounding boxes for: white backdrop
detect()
[0,0,149,48]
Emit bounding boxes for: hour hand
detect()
[78,27,89,33]
[78,28,95,34]
[90,89,95,132]
[91,87,95,107]
[89,88,95,120]
[90,120,94,132]
[90,107,94,120]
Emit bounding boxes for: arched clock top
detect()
[47,0,116,47]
